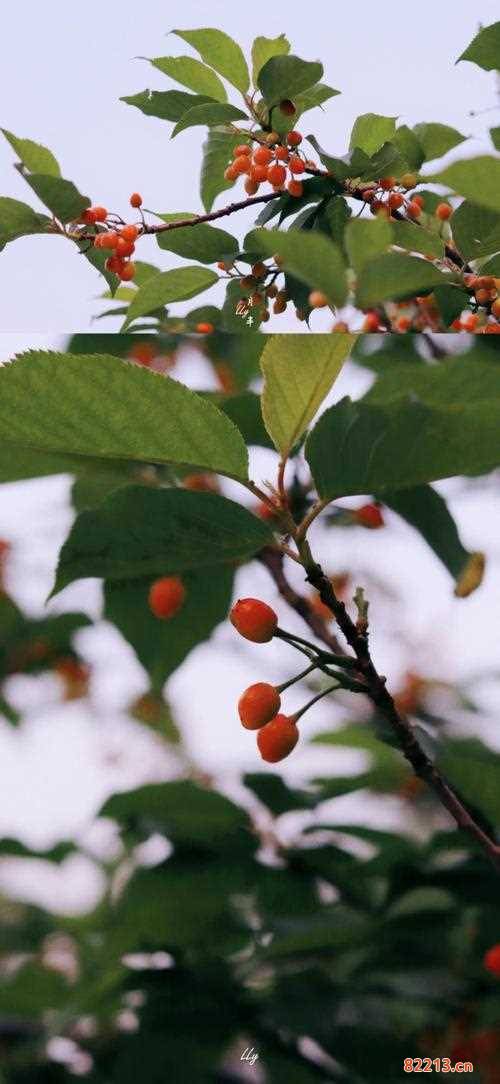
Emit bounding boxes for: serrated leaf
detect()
[0,196,50,251]
[457,20,500,72]
[260,334,356,455]
[122,266,218,329]
[120,89,215,122]
[392,125,424,170]
[1,128,60,176]
[172,102,247,137]
[349,114,397,157]
[451,200,500,261]
[24,174,90,222]
[245,227,348,306]
[52,487,271,595]
[258,54,323,108]
[355,253,447,308]
[412,123,466,161]
[200,128,242,212]
[345,217,393,274]
[148,55,227,100]
[0,352,248,481]
[294,83,340,115]
[427,158,500,213]
[251,34,290,85]
[173,28,249,93]
[391,220,444,259]
[156,214,238,263]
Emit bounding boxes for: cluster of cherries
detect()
[224,130,310,199]
[80,192,144,281]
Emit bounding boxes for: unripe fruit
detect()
[407,200,422,219]
[436,202,452,221]
[148,576,186,619]
[234,144,251,157]
[355,503,384,528]
[130,193,143,208]
[309,290,328,309]
[253,145,273,165]
[388,192,404,210]
[332,321,349,332]
[244,177,259,195]
[120,224,139,242]
[240,275,257,290]
[238,683,281,729]
[273,295,287,314]
[115,237,135,257]
[287,131,303,146]
[289,155,305,175]
[229,598,278,643]
[401,172,418,189]
[195,322,214,334]
[257,714,299,762]
[279,99,296,116]
[266,283,278,299]
[251,163,269,183]
[119,261,136,281]
[267,163,287,186]
[265,131,280,146]
[274,145,289,162]
[93,206,108,222]
[287,180,303,197]
[484,944,500,977]
[233,155,251,175]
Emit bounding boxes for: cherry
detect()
[253,145,273,165]
[354,503,384,528]
[395,315,412,331]
[195,321,215,333]
[119,262,136,281]
[233,155,251,175]
[309,290,328,309]
[286,131,303,146]
[257,714,299,762]
[93,206,108,222]
[251,163,270,183]
[274,146,289,162]
[230,598,278,643]
[120,224,139,242]
[287,179,303,198]
[362,312,380,332]
[238,683,281,729]
[233,144,251,157]
[129,342,155,366]
[289,155,305,175]
[388,192,404,210]
[244,177,259,195]
[115,237,135,257]
[130,193,143,208]
[82,208,99,225]
[224,165,238,181]
[407,200,422,219]
[380,176,396,190]
[251,262,267,279]
[484,944,500,977]
[100,232,119,250]
[105,255,125,274]
[267,163,287,187]
[401,172,418,189]
[491,298,500,319]
[461,312,479,331]
[148,576,186,619]
[436,202,452,220]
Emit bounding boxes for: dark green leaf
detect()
[345,217,393,273]
[451,200,500,261]
[356,253,447,308]
[391,220,444,259]
[258,54,323,108]
[24,174,90,222]
[457,20,500,72]
[0,196,50,251]
[172,102,247,138]
[245,227,348,306]
[120,89,215,122]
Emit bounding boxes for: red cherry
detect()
[286,131,303,147]
[130,193,143,208]
[484,943,500,977]
[267,163,287,187]
[238,683,281,729]
[229,598,278,643]
[148,576,186,619]
[257,714,299,762]
[354,503,385,529]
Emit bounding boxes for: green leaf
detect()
[172,102,247,138]
[219,392,274,448]
[24,174,90,222]
[0,352,248,481]
[439,738,500,824]
[457,20,500,72]
[345,217,393,274]
[221,279,263,332]
[156,214,238,263]
[260,333,356,455]
[491,125,500,152]
[0,196,50,251]
[172,28,249,93]
[200,128,242,212]
[245,227,348,306]
[451,200,500,261]
[392,125,424,170]
[1,128,60,176]
[356,253,447,309]
[391,220,445,259]
[120,89,215,122]
[148,55,227,100]
[122,266,218,329]
[258,54,323,108]
[433,284,469,327]
[251,34,290,85]
[349,114,397,156]
[383,485,484,594]
[412,123,466,161]
[427,158,500,213]
[306,359,500,497]
[105,566,233,690]
[243,773,321,814]
[52,487,272,595]
[101,779,253,850]
[294,83,340,115]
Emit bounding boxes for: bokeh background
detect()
[1,0,499,331]
[1,332,500,919]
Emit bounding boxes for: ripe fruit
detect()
[267,163,287,187]
[491,298,500,319]
[484,944,500,976]
[362,312,380,332]
[412,194,425,209]
[234,144,251,157]
[230,598,278,643]
[238,683,281,729]
[287,131,303,147]
[148,576,186,620]
[354,503,384,529]
[436,202,452,221]
[407,200,422,219]
[120,224,139,242]
[380,176,396,190]
[195,322,214,334]
[251,163,269,183]
[257,714,299,762]
[130,342,155,366]
[82,207,99,224]
[287,179,303,197]
[274,145,289,162]
[395,315,412,332]
[224,165,238,181]
[244,177,259,195]
[233,155,251,175]
[309,290,328,309]
[289,155,305,175]
[119,262,136,281]
[253,145,273,165]
[130,193,143,208]
[105,255,125,274]
[92,206,108,222]
[461,312,479,331]
[251,262,267,279]
[388,192,404,210]
[115,237,135,257]
[100,232,118,249]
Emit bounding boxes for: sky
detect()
[1,0,499,331]
[1,334,500,913]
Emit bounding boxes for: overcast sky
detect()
[1,0,499,332]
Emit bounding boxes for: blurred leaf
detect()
[427,157,500,213]
[345,217,393,273]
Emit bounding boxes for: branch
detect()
[297,538,500,873]
[258,547,345,656]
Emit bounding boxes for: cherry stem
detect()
[277,662,317,693]
[293,683,341,724]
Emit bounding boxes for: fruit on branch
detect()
[286,131,303,147]
[148,576,186,620]
[257,714,299,762]
[436,202,452,220]
[309,290,329,309]
[238,682,281,729]
[401,172,418,189]
[287,179,303,197]
[484,944,500,977]
[267,163,287,187]
[130,192,143,208]
[230,598,278,643]
[407,200,422,219]
[354,503,385,528]
[195,321,214,333]
[362,312,381,332]
[129,342,156,367]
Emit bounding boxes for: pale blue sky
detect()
[1,0,499,331]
